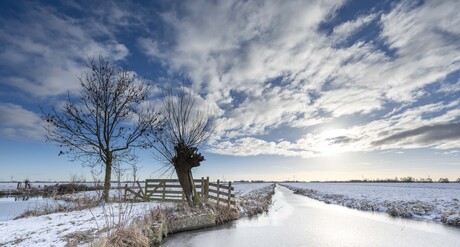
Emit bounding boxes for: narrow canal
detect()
[161,185,460,247]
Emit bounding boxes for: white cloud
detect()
[209,100,460,157]
[134,0,460,157]
[3,0,460,157]
[314,88,382,117]
[378,0,460,100]
[159,0,344,101]
[437,79,460,94]
[0,4,129,98]
[331,13,378,43]
[0,103,44,140]
[137,38,163,60]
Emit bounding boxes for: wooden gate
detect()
[124,177,236,207]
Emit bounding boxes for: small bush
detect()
[441,211,460,226]
[238,184,275,216]
[14,203,71,219]
[387,206,412,218]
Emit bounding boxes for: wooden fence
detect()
[124,177,236,207]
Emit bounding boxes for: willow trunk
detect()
[175,166,198,207]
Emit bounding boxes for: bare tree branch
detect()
[42,56,162,202]
[149,86,215,206]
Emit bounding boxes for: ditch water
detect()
[161,185,460,247]
[0,196,67,221]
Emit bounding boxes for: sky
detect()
[0,0,460,182]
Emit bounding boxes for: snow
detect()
[233,182,274,196]
[57,188,126,201]
[282,182,460,225]
[0,197,69,221]
[446,214,460,226]
[0,182,275,246]
[0,202,166,247]
[0,189,127,221]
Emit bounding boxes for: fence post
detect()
[217,179,220,206]
[162,181,166,202]
[227,181,232,208]
[201,177,205,198]
[205,177,209,199]
[124,184,127,202]
[144,180,148,201]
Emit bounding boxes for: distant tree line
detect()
[305,177,459,183]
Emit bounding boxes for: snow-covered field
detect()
[0,201,165,246]
[0,197,69,221]
[0,182,274,246]
[233,182,274,196]
[282,182,460,226]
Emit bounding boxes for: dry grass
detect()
[63,229,97,247]
[14,195,100,219]
[91,199,241,246]
[97,226,149,247]
[441,210,460,226]
[204,202,240,224]
[238,184,276,216]
[15,187,131,219]
[75,185,275,246]
[89,204,169,247]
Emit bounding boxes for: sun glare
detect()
[317,129,348,156]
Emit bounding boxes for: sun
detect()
[316,129,348,156]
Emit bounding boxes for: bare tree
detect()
[43,56,161,202]
[150,87,214,206]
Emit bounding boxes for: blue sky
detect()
[1,0,460,182]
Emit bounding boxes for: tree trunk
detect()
[175,166,197,207]
[102,156,112,202]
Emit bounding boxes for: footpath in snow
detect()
[281,182,460,227]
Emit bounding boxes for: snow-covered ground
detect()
[0,201,167,246]
[0,182,274,246]
[233,182,273,196]
[0,189,127,221]
[282,182,460,226]
[0,197,69,221]
[235,183,275,216]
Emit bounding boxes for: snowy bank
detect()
[236,183,276,216]
[0,201,168,246]
[282,182,460,227]
[0,183,276,246]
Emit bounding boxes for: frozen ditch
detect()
[161,185,460,247]
[281,182,460,226]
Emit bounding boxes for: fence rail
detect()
[124,177,236,207]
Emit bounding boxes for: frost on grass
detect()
[235,183,276,216]
[282,182,460,227]
[0,202,164,247]
[442,211,460,227]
